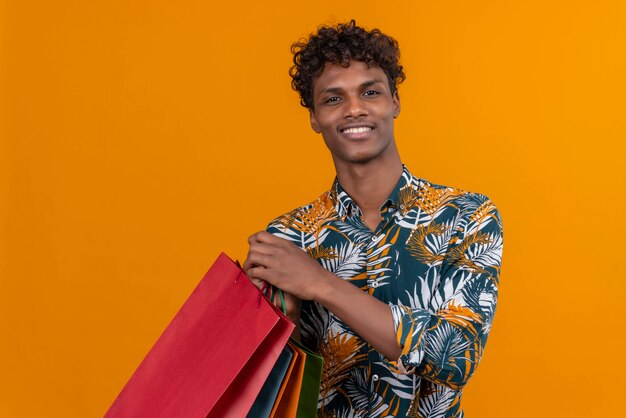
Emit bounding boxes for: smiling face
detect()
[309,60,400,169]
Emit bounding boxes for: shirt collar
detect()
[331,164,417,220]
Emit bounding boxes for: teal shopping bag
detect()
[247,345,294,417]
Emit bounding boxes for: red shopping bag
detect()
[105,252,295,418]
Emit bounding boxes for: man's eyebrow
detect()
[319,86,344,95]
[319,78,386,95]
[359,79,385,89]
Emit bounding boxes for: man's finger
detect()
[248,230,275,244]
[248,233,261,246]
[246,265,270,282]
[247,241,276,256]
[243,251,272,272]
[253,230,283,244]
[248,276,265,291]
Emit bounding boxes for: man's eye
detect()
[325,96,341,103]
[364,90,380,96]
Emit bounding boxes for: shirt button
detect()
[371,282,379,288]
[372,374,379,382]
[371,235,378,242]
[399,204,405,210]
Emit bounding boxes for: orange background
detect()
[1,1,625,416]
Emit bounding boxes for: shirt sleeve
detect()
[390,194,503,390]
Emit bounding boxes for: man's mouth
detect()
[341,126,373,134]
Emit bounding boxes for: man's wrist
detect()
[312,268,339,305]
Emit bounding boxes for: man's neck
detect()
[334,155,404,215]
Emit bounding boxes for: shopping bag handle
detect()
[277,288,287,316]
[264,284,287,316]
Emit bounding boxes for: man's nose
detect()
[344,95,368,118]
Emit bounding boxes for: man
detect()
[244,20,503,418]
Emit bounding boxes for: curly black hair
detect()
[289,20,405,110]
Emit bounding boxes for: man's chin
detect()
[336,153,380,165]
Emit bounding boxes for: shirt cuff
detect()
[390,304,434,374]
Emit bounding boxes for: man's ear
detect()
[309,108,321,133]
[392,91,401,119]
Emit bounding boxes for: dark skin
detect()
[244,61,404,361]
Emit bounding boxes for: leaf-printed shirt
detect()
[266,165,503,418]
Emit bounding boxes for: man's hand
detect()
[244,230,402,360]
[243,231,331,302]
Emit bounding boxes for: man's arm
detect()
[244,230,402,359]
[391,196,503,389]
[244,196,503,389]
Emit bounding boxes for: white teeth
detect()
[343,127,372,134]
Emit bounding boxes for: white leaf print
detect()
[319,241,366,279]
[418,384,459,418]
